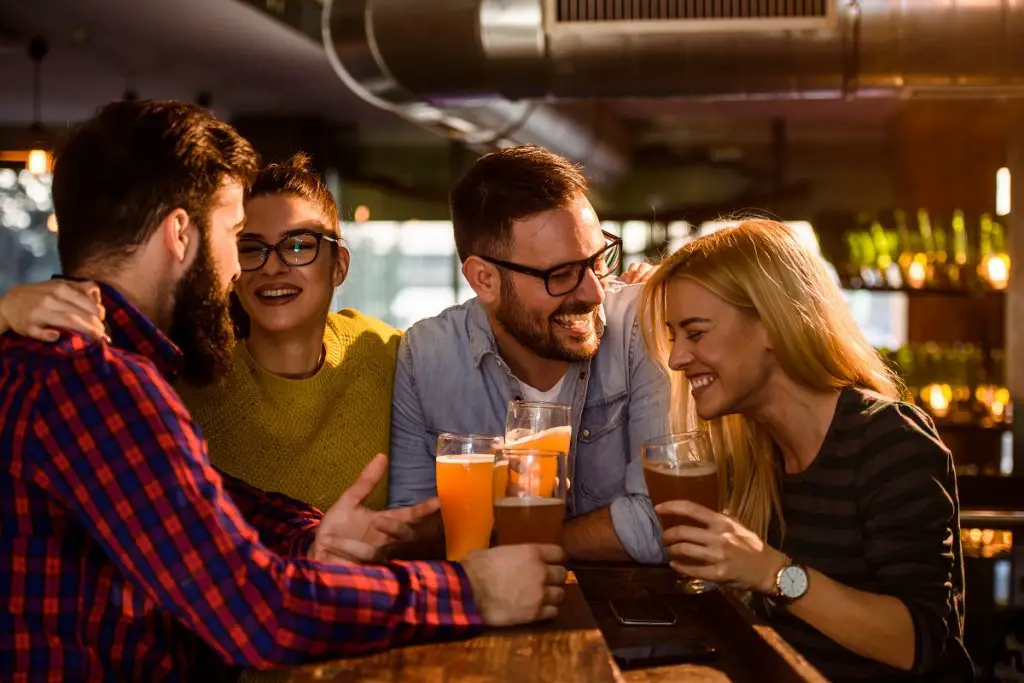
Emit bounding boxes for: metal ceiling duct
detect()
[325,0,1024,112]
[322,0,631,184]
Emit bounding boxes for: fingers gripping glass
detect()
[481,231,623,296]
[238,231,339,272]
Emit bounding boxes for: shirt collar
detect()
[56,276,184,380]
[466,298,497,368]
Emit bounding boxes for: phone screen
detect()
[611,643,718,670]
[608,599,678,627]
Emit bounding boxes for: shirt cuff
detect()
[393,560,486,633]
[610,495,668,564]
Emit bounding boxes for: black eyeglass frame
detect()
[479,230,623,296]
[237,230,340,272]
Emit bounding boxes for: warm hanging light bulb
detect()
[27,149,48,174]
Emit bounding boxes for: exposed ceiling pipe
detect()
[325,0,1024,106]
[321,0,631,185]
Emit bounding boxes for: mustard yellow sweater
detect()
[179,310,400,513]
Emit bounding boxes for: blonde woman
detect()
[639,220,971,682]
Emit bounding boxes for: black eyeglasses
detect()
[238,231,339,272]
[480,230,623,296]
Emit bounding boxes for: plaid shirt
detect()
[0,283,483,682]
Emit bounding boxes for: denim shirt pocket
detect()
[575,391,629,504]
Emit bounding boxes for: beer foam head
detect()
[436,454,496,465]
[494,496,564,507]
[644,460,718,477]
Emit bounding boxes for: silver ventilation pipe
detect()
[321,0,631,184]
[326,0,1024,105]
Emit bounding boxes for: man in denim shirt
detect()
[388,146,669,564]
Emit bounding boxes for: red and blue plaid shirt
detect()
[0,283,483,682]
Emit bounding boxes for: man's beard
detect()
[167,239,236,387]
[494,272,604,363]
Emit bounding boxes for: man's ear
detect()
[158,208,192,264]
[463,256,502,305]
[332,245,350,288]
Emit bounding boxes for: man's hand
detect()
[461,544,568,627]
[310,454,440,564]
[0,280,106,341]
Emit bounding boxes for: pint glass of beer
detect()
[641,431,719,594]
[504,401,572,455]
[493,448,567,546]
[436,433,503,561]
[504,401,571,494]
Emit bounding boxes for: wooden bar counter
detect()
[286,564,825,683]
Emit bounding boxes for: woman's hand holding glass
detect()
[655,500,788,594]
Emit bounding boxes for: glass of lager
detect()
[641,431,719,594]
[504,401,571,497]
[492,448,567,547]
[435,433,503,561]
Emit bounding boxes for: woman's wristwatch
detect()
[765,556,810,608]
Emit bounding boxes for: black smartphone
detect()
[611,643,719,670]
[608,599,678,627]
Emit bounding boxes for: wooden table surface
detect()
[285,564,826,683]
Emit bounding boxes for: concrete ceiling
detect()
[0,0,408,129]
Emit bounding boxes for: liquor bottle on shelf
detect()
[870,218,901,289]
[949,210,969,289]
[926,209,950,290]
[895,210,924,289]
[979,215,1010,291]
[916,208,941,289]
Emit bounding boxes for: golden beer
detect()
[504,426,571,497]
[641,431,718,593]
[494,497,565,546]
[493,448,568,547]
[436,454,496,561]
[642,461,720,530]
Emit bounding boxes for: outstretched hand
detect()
[310,454,440,565]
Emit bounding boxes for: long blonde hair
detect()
[639,220,902,540]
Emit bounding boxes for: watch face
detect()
[780,566,808,599]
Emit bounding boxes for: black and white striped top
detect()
[756,387,972,682]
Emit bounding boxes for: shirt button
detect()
[582,429,591,437]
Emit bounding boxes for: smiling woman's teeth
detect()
[258,288,299,299]
[690,375,717,389]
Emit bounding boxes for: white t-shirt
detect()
[519,374,566,403]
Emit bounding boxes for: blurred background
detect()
[1,0,1024,677]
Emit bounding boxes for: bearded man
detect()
[388,145,670,564]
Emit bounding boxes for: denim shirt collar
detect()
[466,298,496,368]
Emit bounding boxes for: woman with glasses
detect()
[0,154,400,517]
[637,220,971,682]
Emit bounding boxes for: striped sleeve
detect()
[26,351,484,667]
[855,401,959,675]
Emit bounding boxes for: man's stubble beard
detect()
[494,272,604,364]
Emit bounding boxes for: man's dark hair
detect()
[248,152,339,236]
[450,145,589,262]
[52,99,259,273]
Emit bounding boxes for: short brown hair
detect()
[52,99,259,274]
[450,145,589,262]
[248,153,339,236]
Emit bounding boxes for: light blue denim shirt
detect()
[387,282,669,564]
